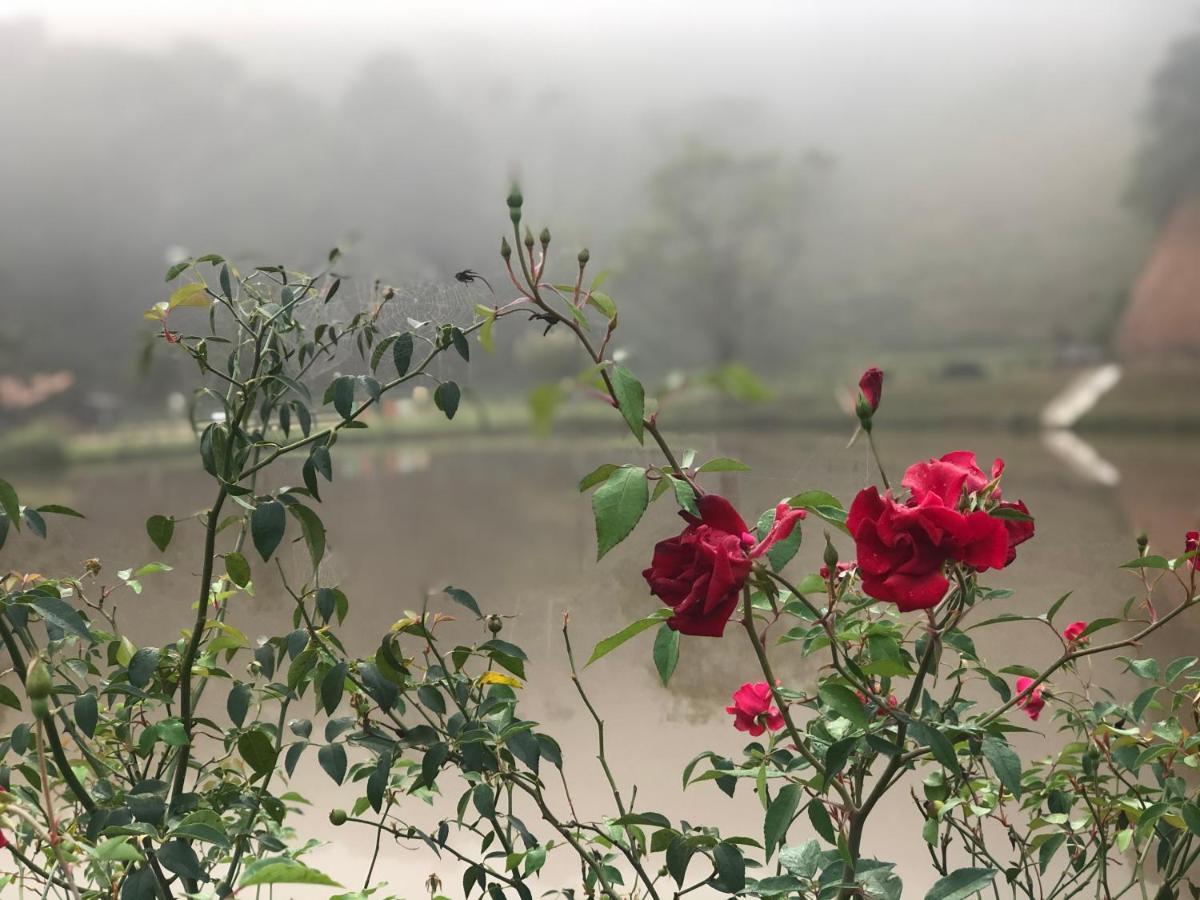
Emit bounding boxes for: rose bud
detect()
[1061,621,1088,645]
[858,367,884,415]
[1015,676,1046,721]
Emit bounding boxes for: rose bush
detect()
[0,188,1197,900]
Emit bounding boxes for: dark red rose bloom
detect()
[1187,531,1199,570]
[1015,676,1046,721]
[643,495,804,637]
[995,499,1035,565]
[726,682,785,736]
[902,451,1002,509]
[1061,621,1088,644]
[848,487,1009,611]
[858,368,884,413]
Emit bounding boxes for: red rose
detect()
[902,451,1001,509]
[643,495,804,637]
[1061,621,1088,644]
[1015,676,1046,721]
[847,487,1009,611]
[995,500,1035,565]
[726,682,785,736]
[1186,531,1199,570]
[902,451,1034,566]
[858,367,884,413]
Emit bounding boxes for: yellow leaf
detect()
[168,282,210,310]
[477,671,522,689]
[144,301,169,321]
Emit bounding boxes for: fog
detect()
[2,1,1197,424]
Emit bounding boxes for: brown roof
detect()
[1119,196,1200,358]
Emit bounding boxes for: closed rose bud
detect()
[500,237,512,261]
[823,533,839,571]
[858,367,883,414]
[506,185,523,210]
[855,395,875,431]
[578,248,590,266]
[1185,531,1198,570]
[539,227,551,248]
[1136,532,1148,555]
[523,227,535,250]
[26,658,53,702]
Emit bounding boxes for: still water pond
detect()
[7,427,1197,895]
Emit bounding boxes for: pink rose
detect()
[1186,531,1198,570]
[726,682,785,736]
[1061,621,1088,644]
[1015,676,1046,721]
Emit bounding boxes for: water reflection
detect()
[5,428,1198,894]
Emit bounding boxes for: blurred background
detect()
[3,1,1200,892]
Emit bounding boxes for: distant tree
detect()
[1126,30,1200,220]
[616,142,830,372]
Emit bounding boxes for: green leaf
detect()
[1119,555,1171,570]
[331,375,356,419]
[74,693,97,737]
[0,479,19,530]
[711,842,746,893]
[94,836,144,862]
[809,799,837,843]
[451,327,470,361]
[578,464,619,492]
[444,586,483,619]
[392,333,414,376]
[225,551,251,588]
[120,866,157,900]
[219,264,233,300]
[473,783,496,817]
[610,365,645,443]
[909,722,961,774]
[653,624,680,686]
[924,868,997,900]
[240,860,341,888]
[671,476,699,516]
[157,841,206,881]
[28,595,90,640]
[321,662,347,715]
[251,500,286,562]
[289,504,326,566]
[227,683,250,727]
[435,382,461,419]
[592,465,649,559]
[168,282,209,310]
[764,783,802,853]
[37,504,83,519]
[981,736,1022,799]
[238,729,277,777]
[819,684,869,730]
[1181,802,1200,837]
[165,260,192,281]
[318,743,348,784]
[588,290,617,319]
[587,609,671,665]
[697,457,751,473]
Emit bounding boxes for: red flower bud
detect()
[858,367,883,414]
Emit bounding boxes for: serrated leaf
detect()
[226,551,251,588]
[28,595,90,640]
[393,333,414,376]
[592,465,648,559]
[238,729,277,777]
[578,463,619,492]
[924,867,997,900]
[819,683,869,729]
[240,861,341,888]
[587,609,671,665]
[610,366,645,443]
[764,783,802,853]
[697,457,750,473]
[981,735,1022,799]
[653,624,679,686]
